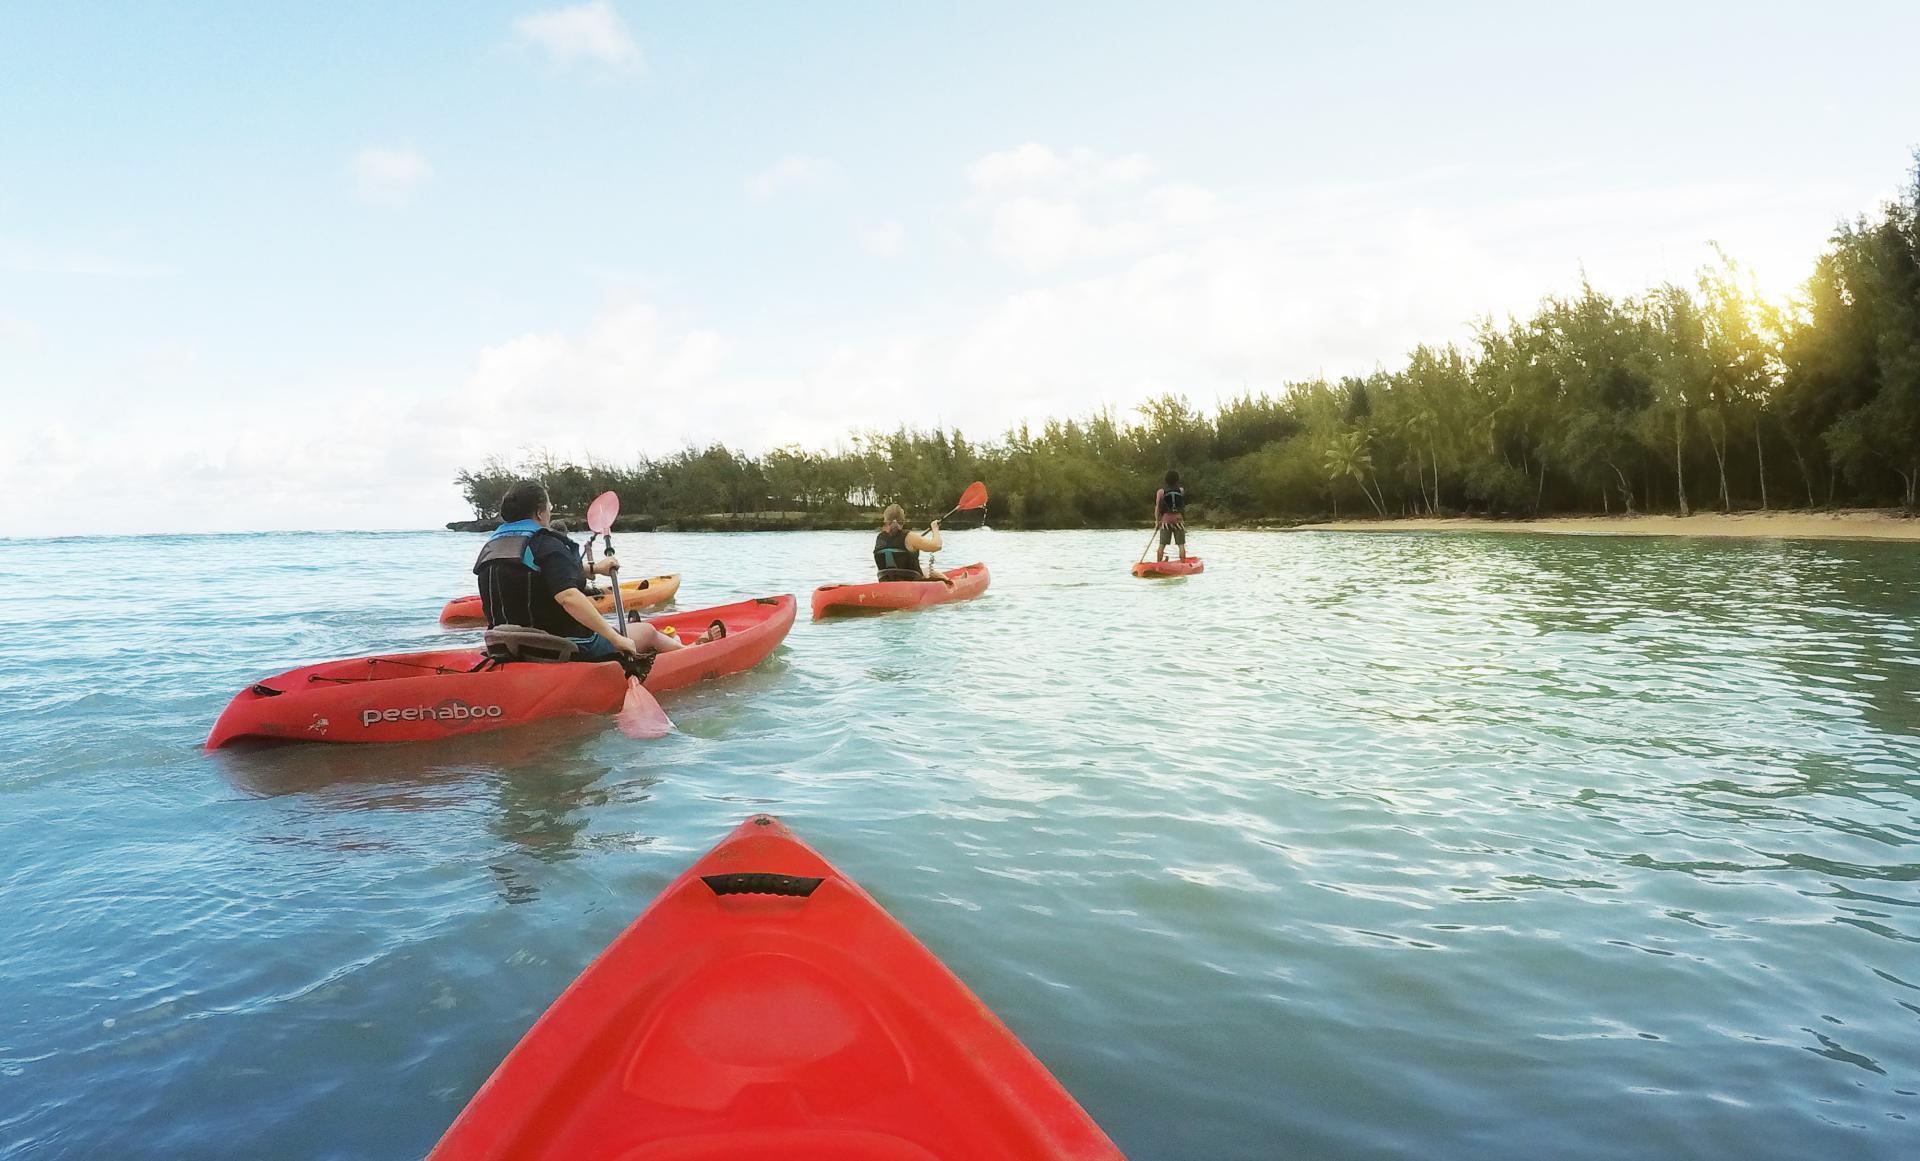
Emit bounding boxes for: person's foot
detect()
[693,619,726,645]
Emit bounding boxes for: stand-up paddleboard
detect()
[1132,558,1203,577]
[429,814,1125,1161]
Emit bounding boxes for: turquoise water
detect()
[2,528,1917,1160]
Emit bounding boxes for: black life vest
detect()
[874,528,921,580]
[473,527,581,638]
[1158,485,1186,519]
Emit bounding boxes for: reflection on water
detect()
[0,528,1916,1160]
[215,721,661,904]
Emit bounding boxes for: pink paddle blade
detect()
[955,481,988,510]
[616,677,672,739]
[586,490,621,535]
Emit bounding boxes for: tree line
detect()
[459,158,1920,527]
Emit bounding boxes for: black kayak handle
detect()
[701,873,823,897]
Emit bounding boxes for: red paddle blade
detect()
[586,491,621,535]
[616,676,672,739]
[955,481,988,510]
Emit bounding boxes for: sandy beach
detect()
[1298,509,1920,541]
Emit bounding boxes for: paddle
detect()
[925,481,987,579]
[932,480,989,527]
[586,490,671,739]
[1137,526,1161,565]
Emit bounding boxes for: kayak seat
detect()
[875,569,921,582]
[482,625,578,664]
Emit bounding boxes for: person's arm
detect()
[536,536,635,653]
[1152,488,1164,521]
[556,588,638,654]
[906,521,942,553]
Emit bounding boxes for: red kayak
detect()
[205,596,795,748]
[428,814,1124,1161]
[440,574,680,626]
[1132,558,1203,577]
[811,562,990,621]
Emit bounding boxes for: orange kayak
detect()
[440,574,680,626]
[810,562,990,620]
[1132,558,1203,577]
[206,596,793,747]
[428,814,1124,1161]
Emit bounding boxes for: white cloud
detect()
[514,1,640,67]
[352,146,432,206]
[0,300,735,537]
[3,145,1878,537]
[962,145,1199,273]
[746,156,834,199]
[857,220,907,258]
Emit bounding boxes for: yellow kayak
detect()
[439,574,680,626]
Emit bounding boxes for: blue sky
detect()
[3,1,1917,535]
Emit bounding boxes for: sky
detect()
[2,0,1917,536]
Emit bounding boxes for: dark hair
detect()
[498,480,550,523]
[1165,470,1180,487]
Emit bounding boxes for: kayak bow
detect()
[428,814,1124,1161]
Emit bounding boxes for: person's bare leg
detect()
[629,623,686,652]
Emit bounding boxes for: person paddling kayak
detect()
[874,504,951,585]
[1152,470,1189,562]
[475,481,719,661]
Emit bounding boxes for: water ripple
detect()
[1,529,1917,1159]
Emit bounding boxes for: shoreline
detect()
[437,508,1920,542]
[1296,509,1920,542]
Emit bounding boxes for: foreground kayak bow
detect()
[429,814,1125,1161]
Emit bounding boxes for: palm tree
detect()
[1323,430,1387,517]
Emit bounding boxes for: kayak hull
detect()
[428,815,1124,1161]
[1132,558,1203,577]
[441,574,680,626]
[811,563,990,621]
[206,595,795,747]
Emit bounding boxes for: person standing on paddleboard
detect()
[1152,470,1189,562]
[474,481,719,662]
[874,504,952,585]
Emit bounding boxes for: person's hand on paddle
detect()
[592,553,621,577]
[609,632,642,657]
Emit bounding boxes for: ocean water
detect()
[1,527,1916,1160]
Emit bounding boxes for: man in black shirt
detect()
[473,481,713,662]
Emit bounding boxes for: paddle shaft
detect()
[604,533,627,628]
[1138,525,1162,563]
